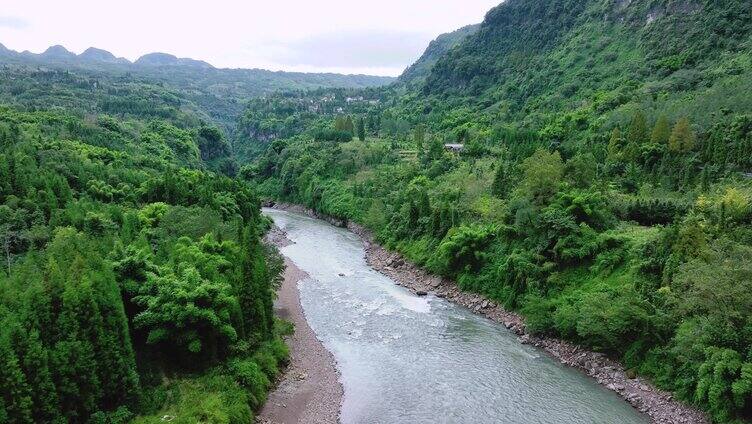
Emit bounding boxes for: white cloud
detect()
[0,16,28,29]
[0,0,501,76]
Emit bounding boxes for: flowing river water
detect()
[264,209,650,424]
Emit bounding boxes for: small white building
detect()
[444,143,465,153]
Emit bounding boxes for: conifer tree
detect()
[624,141,641,163]
[17,328,60,422]
[651,115,671,145]
[701,167,711,192]
[414,125,425,151]
[0,336,33,424]
[334,116,346,132]
[607,128,623,161]
[491,162,509,197]
[627,111,648,146]
[669,117,696,153]
[356,117,366,141]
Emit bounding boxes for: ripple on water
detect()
[265,209,649,424]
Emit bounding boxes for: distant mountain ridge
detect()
[0,43,396,81]
[134,52,213,69]
[40,45,76,60]
[0,44,221,69]
[0,42,394,138]
[79,47,130,64]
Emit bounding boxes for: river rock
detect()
[266,203,712,424]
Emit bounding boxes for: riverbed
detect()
[264,208,650,424]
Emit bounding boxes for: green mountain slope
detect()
[0,56,288,423]
[242,1,752,422]
[398,24,480,85]
[420,0,752,131]
[0,44,394,138]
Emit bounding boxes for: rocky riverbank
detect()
[258,230,343,424]
[266,202,709,424]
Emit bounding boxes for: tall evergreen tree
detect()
[356,117,366,141]
[0,326,34,424]
[651,115,671,145]
[491,162,509,197]
[607,128,623,161]
[669,117,696,153]
[627,111,649,146]
[334,115,346,132]
[15,327,60,422]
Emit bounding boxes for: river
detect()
[264,208,650,424]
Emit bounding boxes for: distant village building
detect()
[444,143,465,153]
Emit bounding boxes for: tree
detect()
[669,117,696,153]
[414,124,425,149]
[433,225,495,276]
[134,265,239,362]
[333,115,346,132]
[565,153,596,188]
[491,161,509,197]
[623,140,640,163]
[237,225,274,343]
[344,116,354,135]
[356,117,365,141]
[520,149,564,204]
[695,348,751,423]
[607,128,623,162]
[673,240,752,323]
[15,327,60,422]
[626,111,648,146]
[651,115,671,145]
[427,135,444,160]
[573,285,650,353]
[0,326,33,424]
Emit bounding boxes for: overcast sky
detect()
[0,0,501,76]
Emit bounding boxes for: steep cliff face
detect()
[418,0,752,128]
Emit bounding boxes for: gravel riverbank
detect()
[257,228,343,424]
[266,202,709,424]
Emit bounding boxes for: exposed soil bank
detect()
[266,202,709,424]
[257,231,343,424]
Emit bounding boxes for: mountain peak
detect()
[41,45,76,59]
[135,52,214,69]
[80,47,115,60]
[135,52,179,66]
[79,47,129,64]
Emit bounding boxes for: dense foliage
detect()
[398,24,480,86]
[0,65,287,423]
[0,45,392,138]
[243,0,752,422]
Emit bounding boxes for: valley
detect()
[2,0,752,423]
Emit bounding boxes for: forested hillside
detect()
[0,65,289,423]
[398,24,480,86]
[244,0,752,422]
[0,45,394,142]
